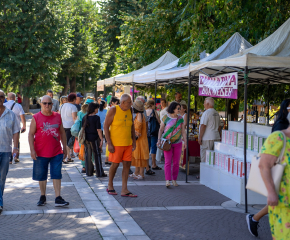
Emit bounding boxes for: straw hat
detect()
[133,100,145,112]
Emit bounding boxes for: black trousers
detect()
[84,139,104,177]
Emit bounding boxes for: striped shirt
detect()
[162,114,184,144]
[0,107,21,152]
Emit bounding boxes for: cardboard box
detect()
[237,132,244,148]
[247,134,253,150]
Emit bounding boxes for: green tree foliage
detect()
[0,0,72,111]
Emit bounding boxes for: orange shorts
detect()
[109,145,132,163]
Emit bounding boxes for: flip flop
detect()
[106,188,117,195]
[152,166,162,170]
[121,192,138,198]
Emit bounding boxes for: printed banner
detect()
[97,84,104,91]
[198,72,238,99]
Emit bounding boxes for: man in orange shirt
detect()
[104,94,137,197]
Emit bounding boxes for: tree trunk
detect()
[227,99,240,121]
[70,76,76,93]
[22,95,30,113]
[61,76,70,95]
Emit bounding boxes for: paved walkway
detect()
[0,114,272,239]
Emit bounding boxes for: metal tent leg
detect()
[244,67,248,213]
[132,83,135,102]
[186,73,192,183]
[155,81,157,106]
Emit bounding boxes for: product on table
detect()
[237,132,244,148]
[253,136,259,152]
[215,152,219,167]
[246,162,251,177]
[231,131,238,146]
[226,155,231,172]
[219,153,224,168]
[247,134,253,150]
[238,160,245,178]
[222,130,227,143]
[233,158,238,176]
[206,150,215,165]
[210,152,215,165]
[228,131,232,145]
[226,131,230,144]
[230,156,234,174]
[258,137,266,152]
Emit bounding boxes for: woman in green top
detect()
[259,127,290,239]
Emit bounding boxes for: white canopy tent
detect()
[114,51,178,84]
[154,32,253,84]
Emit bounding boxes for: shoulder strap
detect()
[169,116,180,140]
[11,102,16,111]
[277,131,287,164]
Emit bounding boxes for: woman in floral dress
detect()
[260,128,290,239]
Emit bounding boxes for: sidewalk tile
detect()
[83,200,104,210]
[108,210,134,221]
[116,220,146,236]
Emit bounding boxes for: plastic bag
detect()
[79,144,85,161]
[71,119,81,137]
[74,139,80,153]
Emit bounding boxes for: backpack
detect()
[149,110,160,137]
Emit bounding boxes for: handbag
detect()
[67,136,75,149]
[246,131,286,197]
[158,116,180,151]
[78,127,86,145]
[149,110,160,137]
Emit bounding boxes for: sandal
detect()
[166,180,171,188]
[105,162,112,165]
[172,180,178,187]
[129,173,137,178]
[134,175,144,180]
[152,166,162,170]
[106,188,117,195]
[121,192,138,198]
[145,169,155,175]
[81,168,86,173]
[67,158,74,162]
[63,159,69,164]
[71,154,76,158]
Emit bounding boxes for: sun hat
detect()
[85,99,94,104]
[133,100,145,112]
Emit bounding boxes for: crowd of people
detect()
[0,88,290,239]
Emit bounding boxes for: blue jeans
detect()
[33,154,63,181]
[0,152,11,207]
[148,136,158,154]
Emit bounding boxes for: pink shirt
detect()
[33,112,63,158]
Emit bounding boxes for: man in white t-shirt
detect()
[60,93,78,162]
[4,92,26,163]
[198,97,221,163]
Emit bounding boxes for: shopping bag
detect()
[79,144,85,161]
[71,119,81,137]
[74,139,80,153]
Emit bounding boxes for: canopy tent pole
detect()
[267,83,270,125]
[155,80,157,106]
[132,83,135,102]
[113,83,115,97]
[225,99,227,129]
[244,67,249,213]
[185,73,192,183]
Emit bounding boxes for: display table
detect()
[200,121,271,204]
[179,140,200,172]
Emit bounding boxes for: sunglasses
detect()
[42,102,52,105]
[177,108,181,110]
[0,95,5,99]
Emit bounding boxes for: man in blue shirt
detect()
[0,90,20,213]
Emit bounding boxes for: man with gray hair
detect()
[198,97,221,164]
[4,92,26,163]
[0,90,20,213]
[46,90,59,112]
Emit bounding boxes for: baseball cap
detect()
[77,93,83,98]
